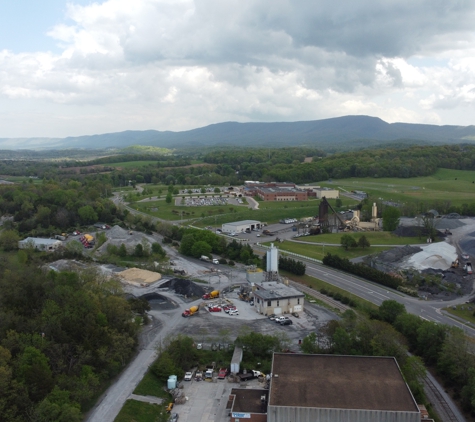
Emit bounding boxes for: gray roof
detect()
[223,220,261,227]
[253,281,304,300]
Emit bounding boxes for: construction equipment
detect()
[451,258,459,268]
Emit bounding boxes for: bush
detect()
[228,260,235,266]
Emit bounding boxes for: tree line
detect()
[0,256,140,421]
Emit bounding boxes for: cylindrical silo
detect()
[267,243,279,272]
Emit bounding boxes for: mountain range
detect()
[1,115,475,151]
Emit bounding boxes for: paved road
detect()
[85,293,195,422]
[296,257,475,336]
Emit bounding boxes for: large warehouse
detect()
[267,354,420,422]
[222,220,262,234]
[18,237,62,251]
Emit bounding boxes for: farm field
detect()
[320,168,475,207]
[302,231,427,245]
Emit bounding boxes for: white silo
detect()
[267,243,279,272]
[372,202,378,220]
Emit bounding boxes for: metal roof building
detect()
[222,220,262,234]
[18,237,62,251]
[268,353,420,422]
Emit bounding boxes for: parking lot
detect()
[175,376,265,422]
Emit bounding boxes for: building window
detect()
[277,300,279,307]
[298,298,300,304]
[267,300,271,306]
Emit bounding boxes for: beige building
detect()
[253,281,304,316]
[18,237,62,251]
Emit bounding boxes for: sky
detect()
[1,0,475,138]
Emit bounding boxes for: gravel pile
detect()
[459,230,475,256]
[160,278,206,298]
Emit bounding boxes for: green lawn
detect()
[114,399,164,422]
[274,241,390,260]
[444,305,475,326]
[302,231,426,245]
[134,371,170,398]
[320,168,475,207]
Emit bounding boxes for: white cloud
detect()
[1,0,475,137]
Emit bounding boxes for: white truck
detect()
[212,258,219,264]
[200,255,211,262]
[184,371,193,381]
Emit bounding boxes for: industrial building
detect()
[243,182,308,201]
[267,354,420,422]
[253,281,304,316]
[313,187,339,199]
[229,388,268,422]
[18,237,62,251]
[222,220,262,234]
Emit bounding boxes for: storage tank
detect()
[267,243,279,272]
[167,375,177,389]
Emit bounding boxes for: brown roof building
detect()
[268,353,420,422]
[229,388,268,422]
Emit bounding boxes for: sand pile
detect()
[118,268,162,285]
[401,242,457,271]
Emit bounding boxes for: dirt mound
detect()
[459,230,475,256]
[160,278,206,298]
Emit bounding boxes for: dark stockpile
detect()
[160,278,206,298]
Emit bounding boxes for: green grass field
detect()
[133,371,170,398]
[272,240,391,260]
[302,231,426,245]
[444,305,475,326]
[320,168,475,207]
[114,400,164,422]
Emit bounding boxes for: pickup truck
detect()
[238,370,264,381]
[195,371,203,381]
[184,371,193,381]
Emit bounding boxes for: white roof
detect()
[19,237,61,246]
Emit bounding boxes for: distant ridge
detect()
[1,115,475,150]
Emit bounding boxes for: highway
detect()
[302,259,475,336]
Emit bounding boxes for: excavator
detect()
[451,258,459,269]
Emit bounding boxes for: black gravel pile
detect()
[160,278,206,298]
[459,230,475,256]
[393,225,448,238]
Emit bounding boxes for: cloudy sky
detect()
[1,0,475,138]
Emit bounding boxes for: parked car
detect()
[280,319,293,326]
[168,413,179,422]
[184,371,193,381]
[268,314,276,320]
[229,309,239,316]
[208,306,221,312]
[275,316,289,323]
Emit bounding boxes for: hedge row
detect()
[322,253,402,289]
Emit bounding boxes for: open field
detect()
[302,231,427,245]
[134,372,172,398]
[273,240,392,260]
[444,305,475,326]
[320,168,475,207]
[114,399,163,422]
[108,160,159,168]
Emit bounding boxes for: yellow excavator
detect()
[451,258,459,268]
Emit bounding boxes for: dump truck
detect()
[202,290,219,300]
[200,255,211,262]
[182,306,199,317]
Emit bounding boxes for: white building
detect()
[222,220,262,234]
[18,237,62,251]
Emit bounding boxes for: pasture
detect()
[320,168,475,207]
